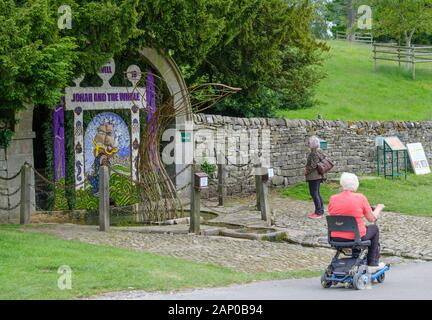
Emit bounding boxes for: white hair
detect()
[308,136,320,149]
[340,172,359,192]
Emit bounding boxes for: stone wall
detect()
[193,113,432,196]
[2,108,431,221]
[0,105,36,223]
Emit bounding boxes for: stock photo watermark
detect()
[358,5,372,30]
[58,5,72,30]
[160,122,271,169]
[57,265,72,290]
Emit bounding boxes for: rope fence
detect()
[0,168,23,211]
[0,168,22,181]
[0,186,21,197]
[0,201,21,212]
[31,164,87,190]
[2,158,271,232]
[1,162,194,226]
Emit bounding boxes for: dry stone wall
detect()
[193,113,432,195]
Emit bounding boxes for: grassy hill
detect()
[277,40,432,121]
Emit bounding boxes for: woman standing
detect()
[305,136,327,219]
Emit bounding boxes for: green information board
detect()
[376,136,408,179]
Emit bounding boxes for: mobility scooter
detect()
[321,216,390,290]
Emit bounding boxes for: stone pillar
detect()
[258,176,271,226]
[139,48,193,196]
[0,103,35,223]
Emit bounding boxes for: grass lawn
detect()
[277,40,432,121]
[0,225,318,300]
[281,173,432,217]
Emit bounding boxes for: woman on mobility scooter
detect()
[321,172,390,289]
[328,172,385,272]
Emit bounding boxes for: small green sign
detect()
[319,139,328,150]
[181,132,191,143]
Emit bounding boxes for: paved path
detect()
[30,193,432,263]
[205,192,432,261]
[27,224,335,273]
[27,193,432,300]
[91,262,432,300]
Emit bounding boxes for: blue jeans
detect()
[308,179,324,215]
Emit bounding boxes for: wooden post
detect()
[373,44,377,71]
[190,164,200,234]
[254,162,261,210]
[398,47,401,67]
[20,164,31,224]
[257,168,271,226]
[99,165,110,231]
[217,162,225,206]
[413,62,416,80]
[412,48,416,80]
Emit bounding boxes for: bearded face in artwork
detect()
[93,123,118,165]
[88,122,119,195]
[95,123,115,150]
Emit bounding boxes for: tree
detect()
[1,0,326,119]
[0,0,76,115]
[184,0,328,116]
[311,0,333,39]
[131,0,328,116]
[0,0,140,118]
[370,0,432,47]
[325,0,356,37]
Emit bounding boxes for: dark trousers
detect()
[332,224,380,266]
[362,224,380,266]
[308,179,324,215]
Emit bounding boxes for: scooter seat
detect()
[329,240,371,247]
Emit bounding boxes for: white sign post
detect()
[267,168,274,178]
[406,143,431,175]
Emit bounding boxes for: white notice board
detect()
[406,143,431,175]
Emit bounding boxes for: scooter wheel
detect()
[353,273,369,290]
[377,273,385,283]
[321,273,332,288]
